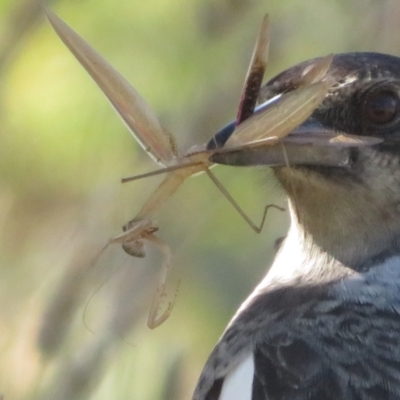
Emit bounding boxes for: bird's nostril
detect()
[349,148,359,166]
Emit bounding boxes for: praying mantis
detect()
[46,9,336,328]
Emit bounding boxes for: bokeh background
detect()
[0,0,399,399]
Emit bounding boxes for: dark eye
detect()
[364,91,398,124]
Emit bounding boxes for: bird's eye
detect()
[364,91,399,124]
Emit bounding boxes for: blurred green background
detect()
[0,0,399,399]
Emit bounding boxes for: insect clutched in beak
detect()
[209,60,383,168]
[45,9,380,328]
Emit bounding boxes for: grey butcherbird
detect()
[193,52,400,400]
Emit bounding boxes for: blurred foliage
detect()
[0,0,399,399]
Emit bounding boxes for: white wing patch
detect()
[220,353,255,400]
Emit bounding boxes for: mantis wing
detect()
[225,81,330,148]
[236,14,270,124]
[45,9,178,167]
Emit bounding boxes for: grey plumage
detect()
[193,53,400,400]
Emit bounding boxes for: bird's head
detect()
[211,53,400,271]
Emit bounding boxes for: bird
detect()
[192,52,400,400]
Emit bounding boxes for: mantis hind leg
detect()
[204,168,285,233]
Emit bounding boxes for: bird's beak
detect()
[209,117,383,167]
